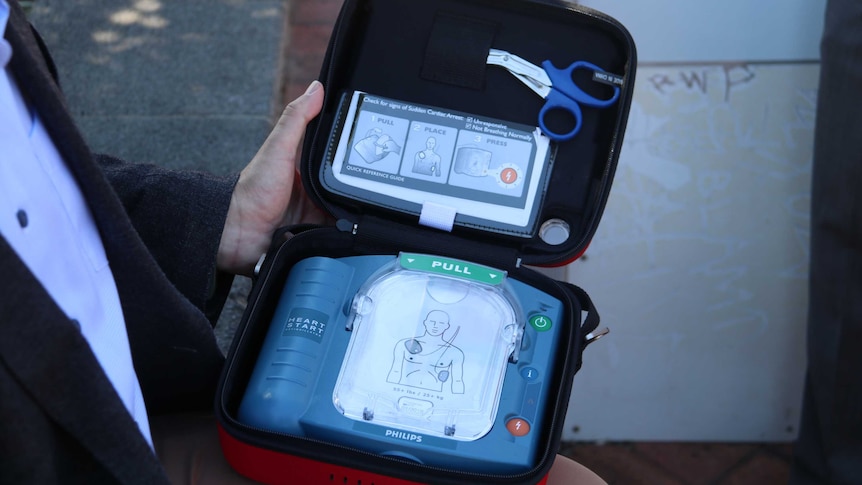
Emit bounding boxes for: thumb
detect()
[270,80,325,155]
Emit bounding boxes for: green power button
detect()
[529,314,553,332]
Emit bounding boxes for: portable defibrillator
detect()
[215,0,635,483]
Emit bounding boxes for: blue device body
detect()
[238,254,565,474]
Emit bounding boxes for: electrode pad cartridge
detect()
[334,253,522,441]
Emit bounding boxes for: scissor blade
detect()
[487,49,552,98]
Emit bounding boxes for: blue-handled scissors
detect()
[487,48,620,142]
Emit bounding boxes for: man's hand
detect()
[217,81,328,275]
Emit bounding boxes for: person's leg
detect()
[152,414,605,485]
[791,0,862,483]
[151,413,258,485]
[548,454,607,485]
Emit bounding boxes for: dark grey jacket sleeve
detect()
[96,153,238,321]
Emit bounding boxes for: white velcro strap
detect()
[419,201,457,232]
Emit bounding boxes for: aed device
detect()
[215,0,635,483]
[238,253,564,475]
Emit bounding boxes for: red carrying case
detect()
[216,0,635,483]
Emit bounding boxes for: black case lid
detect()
[301,0,636,267]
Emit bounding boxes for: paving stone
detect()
[634,442,755,484]
[291,0,343,25]
[562,442,686,485]
[717,451,792,485]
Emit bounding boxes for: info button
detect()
[529,314,553,332]
[520,367,539,381]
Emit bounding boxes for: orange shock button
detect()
[506,417,531,437]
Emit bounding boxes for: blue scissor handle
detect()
[538,59,621,142]
[538,89,584,142]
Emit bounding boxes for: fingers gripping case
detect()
[216,0,635,484]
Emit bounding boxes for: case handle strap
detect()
[561,282,606,377]
[562,282,606,348]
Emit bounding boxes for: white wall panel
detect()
[558,0,825,441]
